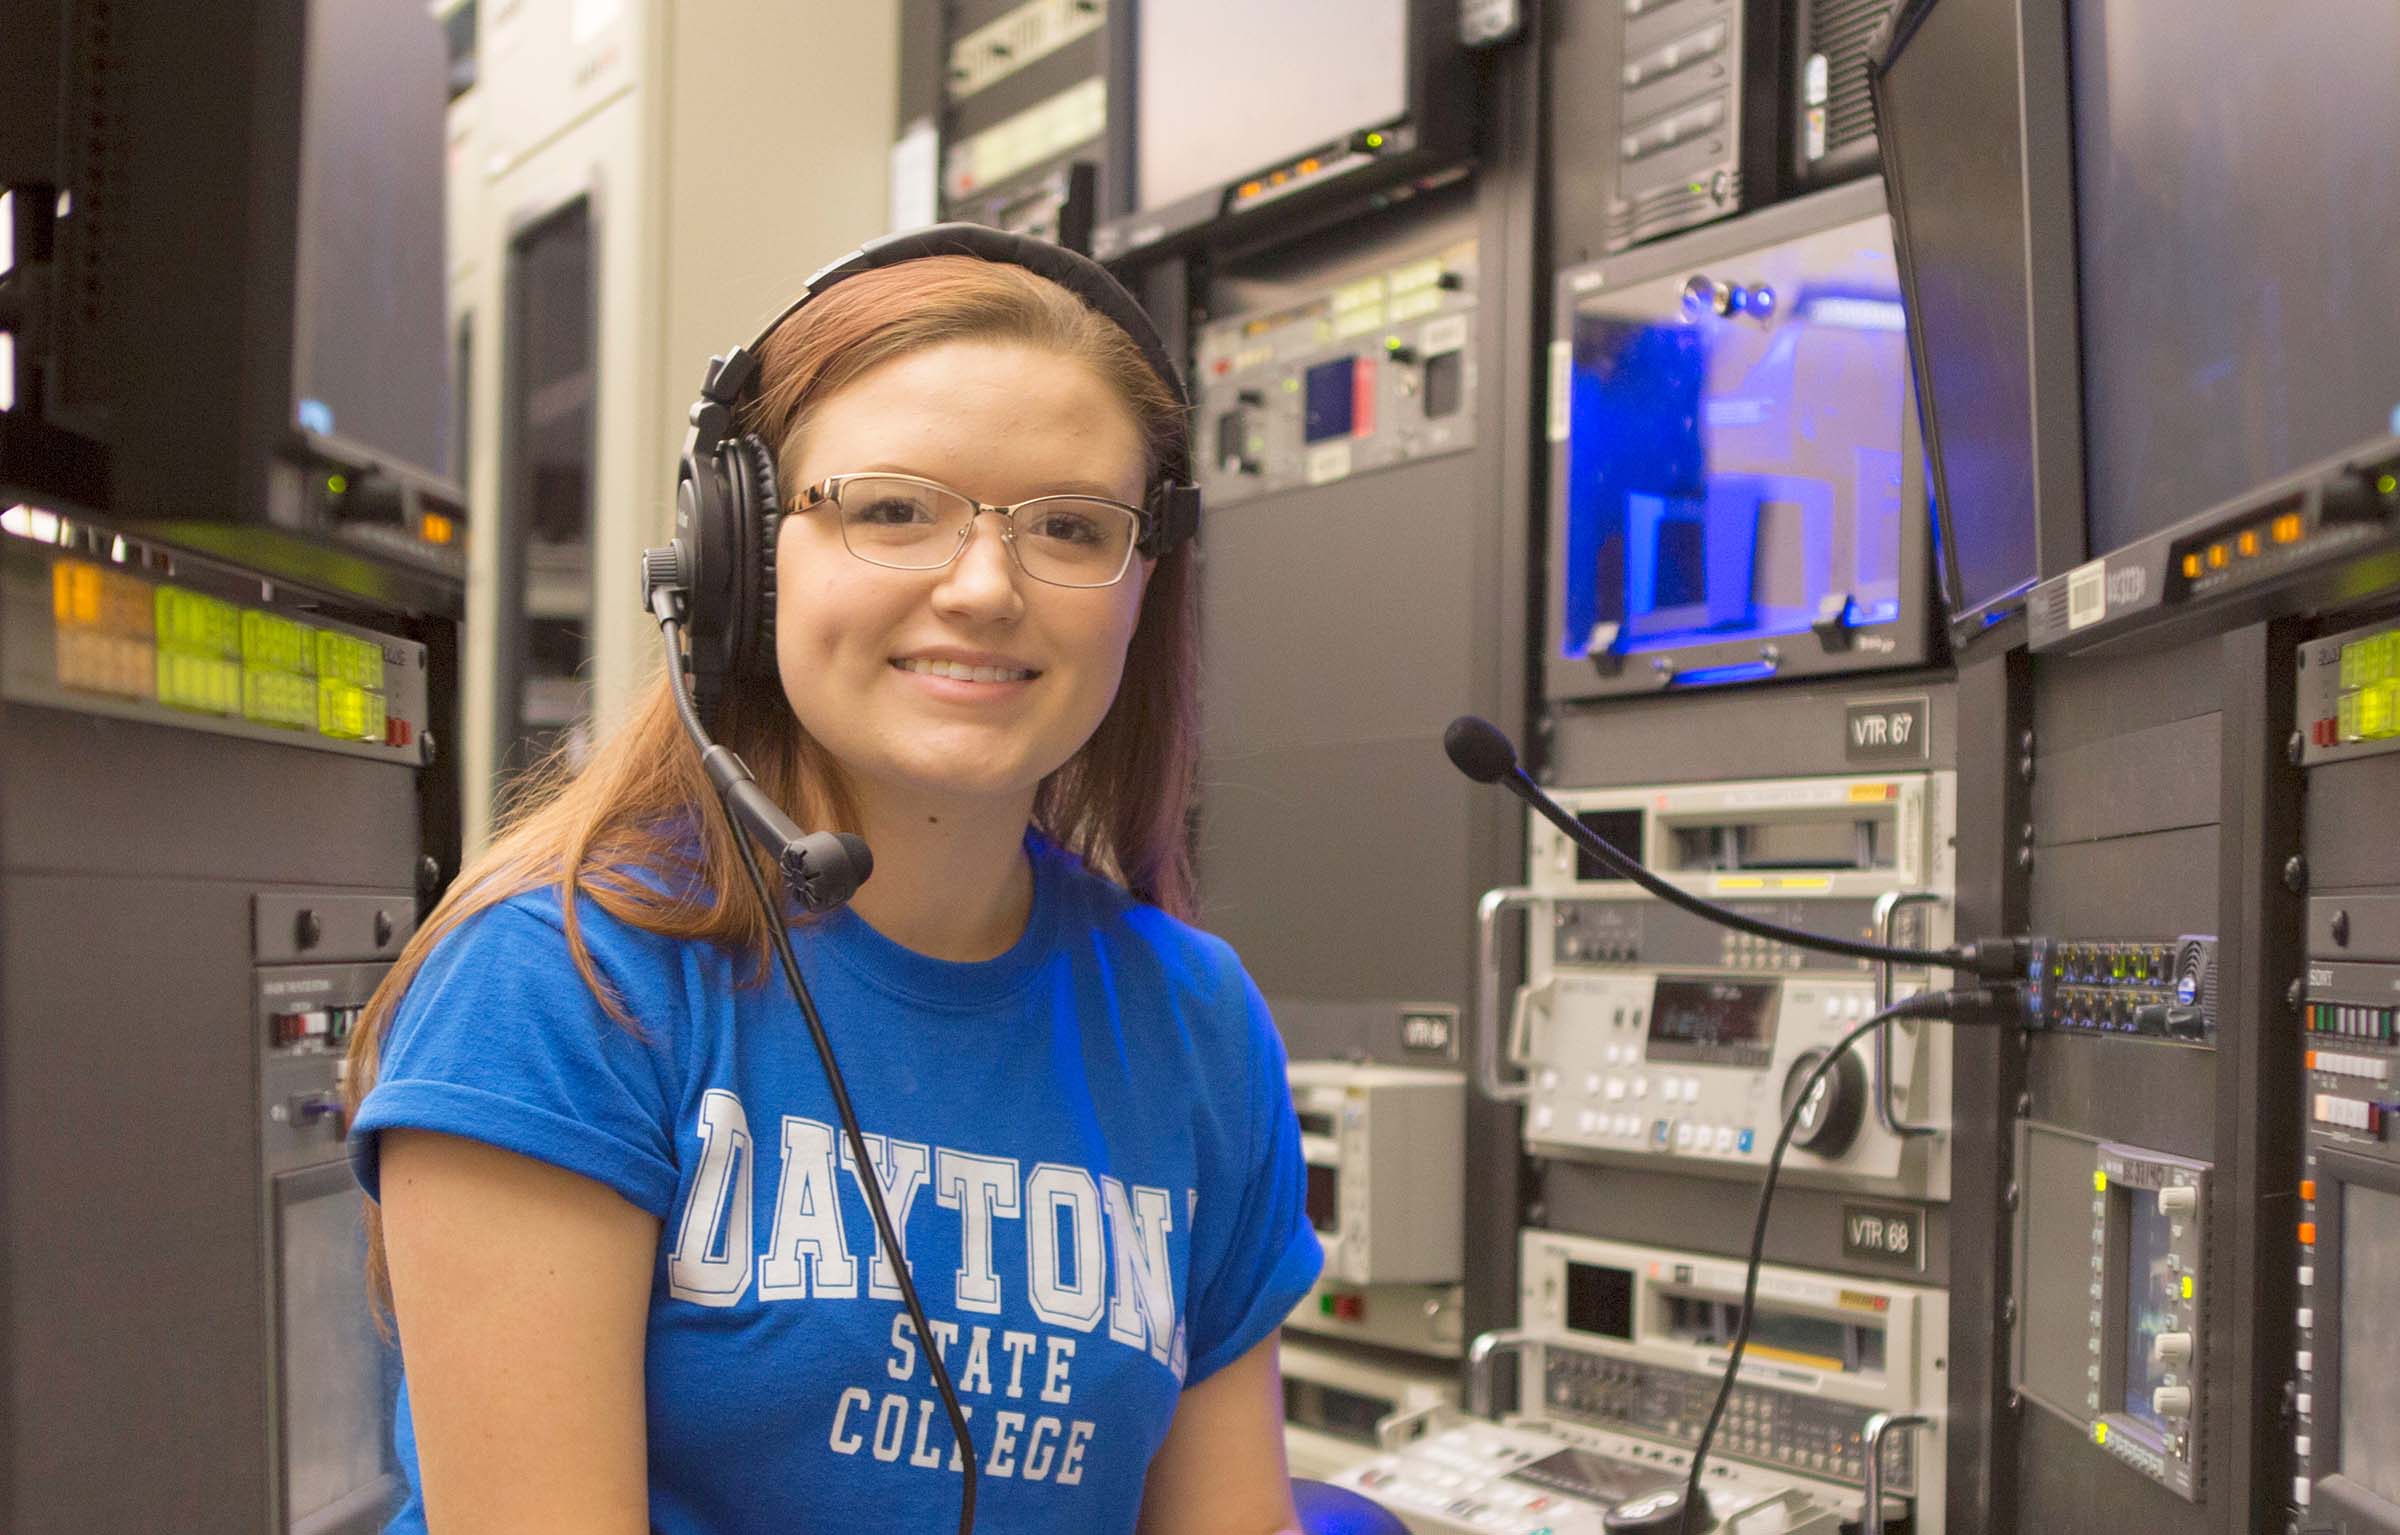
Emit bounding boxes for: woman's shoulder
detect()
[1036,839,1269,1062]
[418,869,708,1001]
[1038,839,1245,981]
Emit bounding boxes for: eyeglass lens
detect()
[832,477,1137,587]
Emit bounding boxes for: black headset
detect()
[656,223,1203,718]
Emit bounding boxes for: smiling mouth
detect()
[891,658,1041,683]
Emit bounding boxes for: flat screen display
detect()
[2121,1185,2179,1436]
[290,0,451,479]
[1873,0,2041,620]
[1137,0,1408,214]
[2341,1184,2400,1506]
[2069,0,2400,554]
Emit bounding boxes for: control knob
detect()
[2151,1331,2194,1366]
[2151,1385,2194,1419]
[1781,1044,1868,1158]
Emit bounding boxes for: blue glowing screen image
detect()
[1559,212,1914,665]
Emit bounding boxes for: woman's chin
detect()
[858,755,1052,815]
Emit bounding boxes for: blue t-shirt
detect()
[349,833,1322,1534]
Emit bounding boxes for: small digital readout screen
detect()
[1306,1163,1339,1235]
[1565,1261,1636,1340]
[1646,977,1779,1065]
[1573,808,1647,882]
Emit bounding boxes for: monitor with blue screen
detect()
[1545,178,1935,701]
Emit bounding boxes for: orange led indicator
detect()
[2181,552,2203,579]
[1239,180,1263,198]
[2207,543,2230,570]
[2301,1180,2317,1201]
[2307,1051,2319,1069]
[420,512,456,546]
[2238,529,2261,557]
[1299,158,1321,174]
[2273,512,2305,544]
[2300,1221,2317,1246]
[1269,170,1289,186]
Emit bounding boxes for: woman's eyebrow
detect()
[852,465,1139,502]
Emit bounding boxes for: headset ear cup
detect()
[674,440,735,719]
[725,434,781,683]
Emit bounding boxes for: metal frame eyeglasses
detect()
[789,472,1153,589]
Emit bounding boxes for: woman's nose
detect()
[929,511,1026,621]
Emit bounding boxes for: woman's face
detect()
[773,340,1152,815]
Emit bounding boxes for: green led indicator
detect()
[242,667,315,730]
[327,473,348,496]
[1365,131,1385,149]
[2377,472,2397,496]
[1689,181,1706,194]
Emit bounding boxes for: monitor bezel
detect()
[1541,177,1941,705]
[1868,0,2089,652]
[1092,0,1477,267]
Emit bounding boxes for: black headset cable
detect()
[657,613,980,1535]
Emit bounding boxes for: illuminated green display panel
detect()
[55,557,392,744]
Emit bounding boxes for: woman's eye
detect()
[1029,510,1105,545]
[853,497,934,526]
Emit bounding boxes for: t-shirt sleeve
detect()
[1183,964,1324,1385]
[347,895,684,1221]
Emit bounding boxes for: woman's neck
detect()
[835,787,1038,962]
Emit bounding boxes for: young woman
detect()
[343,244,1323,1534]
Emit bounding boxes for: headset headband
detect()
[692,224,1199,547]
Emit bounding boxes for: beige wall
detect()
[649,0,904,554]
[448,0,900,851]
[615,0,902,752]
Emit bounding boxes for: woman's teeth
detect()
[893,658,1036,683]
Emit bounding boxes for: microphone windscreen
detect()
[831,833,874,890]
[1443,716,1520,784]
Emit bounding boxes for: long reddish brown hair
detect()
[345,255,1200,1307]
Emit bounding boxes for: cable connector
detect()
[1886,982,2023,1021]
[1959,935,2036,980]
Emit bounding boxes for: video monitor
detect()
[2067,0,2400,559]
[1547,180,1934,699]
[289,0,452,482]
[1137,0,1407,217]
[1096,0,1467,261]
[1870,0,2084,641]
[2337,1184,2400,1510]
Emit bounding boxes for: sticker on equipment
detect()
[2067,559,2107,630]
